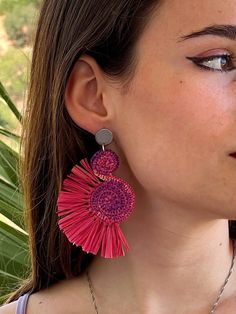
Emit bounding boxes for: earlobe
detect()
[64,55,109,133]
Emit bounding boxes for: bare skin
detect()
[2,0,236,313]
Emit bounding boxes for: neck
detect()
[87,192,236,313]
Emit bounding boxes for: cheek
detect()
[115,77,236,217]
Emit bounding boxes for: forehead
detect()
[149,0,236,39]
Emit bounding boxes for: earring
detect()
[56,128,136,258]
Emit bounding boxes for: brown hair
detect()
[5,0,236,303]
[4,0,164,303]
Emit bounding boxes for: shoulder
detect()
[0,274,90,314]
[27,274,91,314]
[0,301,17,314]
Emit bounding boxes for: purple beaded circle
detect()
[90,178,135,224]
[90,149,119,177]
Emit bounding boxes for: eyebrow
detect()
[177,24,236,42]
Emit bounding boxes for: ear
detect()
[64,54,112,134]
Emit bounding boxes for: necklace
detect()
[85,239,235,314]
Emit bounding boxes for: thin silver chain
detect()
[85,239,235,314]
[209,239,235,313]
[86,268,99,314]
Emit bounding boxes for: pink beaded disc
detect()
[90,149,119,177]
[90,178,135,224]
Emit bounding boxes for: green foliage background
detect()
[0,0,40,14]
[0,0,39,304]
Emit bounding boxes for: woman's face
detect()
[109,0,236,219]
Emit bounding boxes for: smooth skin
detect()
[2,0,236,313]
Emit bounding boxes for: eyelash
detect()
[186,54,236,73]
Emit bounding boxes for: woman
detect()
[1,0,236,313]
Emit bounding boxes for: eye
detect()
[186,54,236,73]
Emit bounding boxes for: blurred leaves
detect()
[4,3,38,48]
[0,0,38,304]
[0,82,30,304]
[0,0,41,15]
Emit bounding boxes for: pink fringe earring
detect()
[56,128,136,258]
